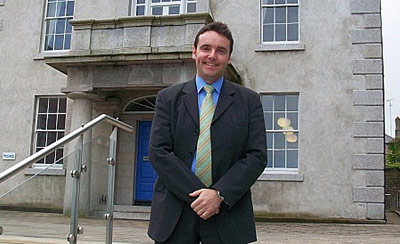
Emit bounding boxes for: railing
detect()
[0,114,133,244]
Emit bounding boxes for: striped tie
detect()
[195,85,215,187]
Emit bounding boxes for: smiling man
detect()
[148,22,267,244]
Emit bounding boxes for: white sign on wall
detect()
[2,152,16,160]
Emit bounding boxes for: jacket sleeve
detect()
[212,92,267,208]
[149,90,205,203]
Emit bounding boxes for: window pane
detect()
[37,132,47,147]
[187,3,196,13]
[64,34,71,49]
[162,0,171,2]
[66,1,74,16]
[44,35,54,50]
[264,112,273,130]
[275,24,286,41]
[276,0,285,4]
[287,150,298,168]
[287,132,298,149]
[287,95,298,111]
[152,0,161,2]
[46,19,56,35]
[56,151,63,164]
[37,114,47,129]
[288,6,298,23]
[274,151,285,168]
[287,0,298,3]
[66,20,72,33]
[56,1,66,17]
[137,6,145,15]
[261,95,273,111]
[152,6,163,15]
[47,2,56,17]
[274,95,285,111]
[287,112,298,130]
[56,19,66,34]
[39,98,48,113]
[45,152,55,164]
[57,114,66,129]
[57,132,65,140]
[47,114,57,129]
[274,112,285,130]
[137,0,145,3]
[275,7,286,23]
[267,150,273,167]
[49,98,58,113]
[263,25,274,42]
[169,5,180,14]
[274,133,285,149]
[263,8,274,24]
[59,98,67,113]
[267,133,273,149]
[55,35,64,50]
[48,132,57,144]
[288,23,299,41]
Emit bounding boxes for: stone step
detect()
[113,205,151,220]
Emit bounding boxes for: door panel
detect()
[135,121,157,203]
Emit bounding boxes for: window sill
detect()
[255,43,305,52]
[25,167,66,176]
[33,51,71,60]
[258,172,304,182]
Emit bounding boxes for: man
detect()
[148,22,267,244]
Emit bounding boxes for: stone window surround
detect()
[43,0,75,51]
[31,96,67,171]
[260,0,300,44]
[132,0,197,16]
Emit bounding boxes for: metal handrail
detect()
[0,114,133,183]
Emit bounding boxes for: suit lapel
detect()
[213,80,235,123]
[182,79,199,127]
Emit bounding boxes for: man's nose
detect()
[208,49,216,59]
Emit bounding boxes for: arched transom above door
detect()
[123,95,156,114]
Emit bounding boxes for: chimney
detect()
[396,117,400,138]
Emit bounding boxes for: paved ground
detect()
[1,210,400,244]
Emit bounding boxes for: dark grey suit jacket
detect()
[148,78,267,243]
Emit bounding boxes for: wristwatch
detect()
[216,190,225,202]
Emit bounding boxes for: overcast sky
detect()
[382,0,400,137]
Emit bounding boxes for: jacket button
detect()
[188,152,193,157]
[194,132,198,136]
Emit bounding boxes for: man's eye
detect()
[217,49,227,54]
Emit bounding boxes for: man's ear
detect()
[192,45,197,59]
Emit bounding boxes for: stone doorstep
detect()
[113,205,151,220]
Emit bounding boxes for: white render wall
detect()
[0,0,68,210]
[212,0,384,220]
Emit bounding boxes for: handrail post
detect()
[67,134,84,244]
[105,127,118,244]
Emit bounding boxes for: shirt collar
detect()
[195,75,224,94]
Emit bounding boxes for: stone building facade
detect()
[0,0,385,221]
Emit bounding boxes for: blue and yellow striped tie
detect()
[195,85,215,187]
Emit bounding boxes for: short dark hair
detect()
[193,22,234,55]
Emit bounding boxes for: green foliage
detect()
[386,137,400,167]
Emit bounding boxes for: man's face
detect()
[192,31,231,84]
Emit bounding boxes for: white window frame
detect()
[131,0,197,16]
[260,0,300,44]
[33,96,67,168]
[262,94,299,173]
[42,0,75,52]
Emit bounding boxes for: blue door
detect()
[135,121,157,203]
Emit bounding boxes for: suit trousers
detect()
[155,203,224,244]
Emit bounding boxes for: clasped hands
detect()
[189,189,223,220]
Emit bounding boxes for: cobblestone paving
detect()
[1,210,400,243]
